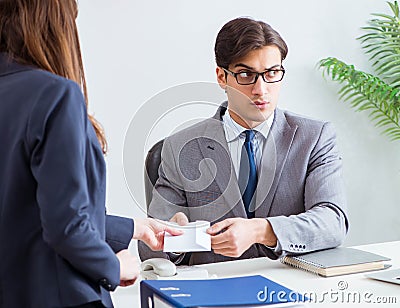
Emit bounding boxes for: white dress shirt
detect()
[222,110,274,179]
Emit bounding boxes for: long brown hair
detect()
[0,0,107,153]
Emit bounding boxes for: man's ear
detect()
[216,67,227,90]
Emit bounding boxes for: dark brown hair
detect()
[0,0,107,153]
[215,17,288,68]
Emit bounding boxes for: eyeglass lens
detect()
[236,70,284,84]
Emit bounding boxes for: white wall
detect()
[76,0,400,253]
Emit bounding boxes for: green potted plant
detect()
[319,0,400,141]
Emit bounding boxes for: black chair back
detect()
[144,139,164,208]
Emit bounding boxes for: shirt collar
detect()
[222,109,274,142]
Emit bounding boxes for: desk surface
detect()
[112,241,399,307]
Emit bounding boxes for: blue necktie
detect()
[239,130,257,218]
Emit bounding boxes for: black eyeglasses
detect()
[222,67,285,85]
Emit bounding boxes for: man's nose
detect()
[251,75,268,97]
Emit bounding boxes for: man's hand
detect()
[133,218,183,251]
[116,249,139,287]
[207,218,277,257]
[169,212,189,226]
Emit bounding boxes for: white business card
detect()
[163,220,211,252]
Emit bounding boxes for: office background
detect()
[76,0,399,253]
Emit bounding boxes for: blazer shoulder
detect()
[277,109,337,143]
[21,68,81,95]
[165,117,214,143]
[5,66,84,117]
[280,109,328,129]
[23,69,85,115]
[22,70,87,146]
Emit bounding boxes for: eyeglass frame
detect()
[222,66,285,85]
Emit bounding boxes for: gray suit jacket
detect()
[139,104,348,265]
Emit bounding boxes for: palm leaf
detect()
[318,1,400,141]
[319,57,400,141]
[358,1,400,86]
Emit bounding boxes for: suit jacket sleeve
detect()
[147,136,190,220]
[106,215,134,253]
[267,122,349,256]
[29,80,120,290]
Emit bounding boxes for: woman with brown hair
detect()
[0,1,180,307]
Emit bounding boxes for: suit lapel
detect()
[196,106,247,218]
[255,109,298,217]
[193,106,297,219]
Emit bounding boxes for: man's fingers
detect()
[207,219,232,235]
[210,232,230,245]
[213,248,241,258]
[211,241,241,257]
[211,237,230,248]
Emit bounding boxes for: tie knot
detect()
[244,130,256,143]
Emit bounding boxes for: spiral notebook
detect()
[280,247,391,277]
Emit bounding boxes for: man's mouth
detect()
[253,100,269,108]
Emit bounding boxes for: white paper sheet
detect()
[163,220,211,252]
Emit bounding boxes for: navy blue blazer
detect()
[0,53,133,307]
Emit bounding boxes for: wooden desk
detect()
[112,241,399,307]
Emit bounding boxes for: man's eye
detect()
[238,72,255,78]
[266,70,277,77]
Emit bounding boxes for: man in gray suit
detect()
[139,17,348,265]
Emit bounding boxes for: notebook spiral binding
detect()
[280,255,324,276]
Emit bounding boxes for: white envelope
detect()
[163,220,211,252]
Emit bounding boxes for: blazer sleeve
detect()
[267,122,349,256]
[28,80,120,291]
[106,215,134,253]
[146,137,190,221]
